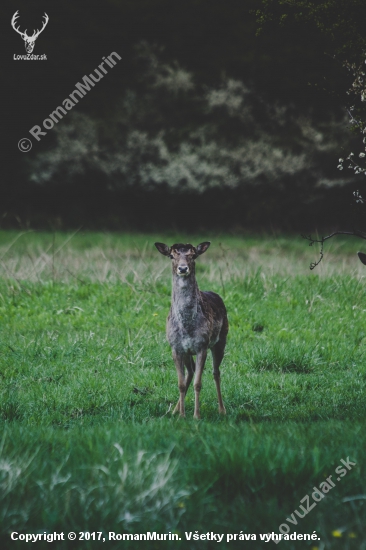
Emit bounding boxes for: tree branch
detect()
[302,230,366,269]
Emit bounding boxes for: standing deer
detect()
[155,241,228,418]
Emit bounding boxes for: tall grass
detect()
[0,230,365,283]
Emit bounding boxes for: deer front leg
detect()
[172,356,195,415]
[193,349,207,419]
[172,350,186,417]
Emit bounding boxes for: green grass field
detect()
[1,230,365,549]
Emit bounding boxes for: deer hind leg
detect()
[211,337,226,415]
[172,356,195,415]
[193,349,207,419]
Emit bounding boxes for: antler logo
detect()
[11,10,49,53]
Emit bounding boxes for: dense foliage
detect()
[4,0,361,229]
[256,0,366,258]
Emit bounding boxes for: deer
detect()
[11,11,49,54]
[154,241,229,419]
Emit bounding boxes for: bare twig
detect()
[162,403,173,417]
[302,230,366,269]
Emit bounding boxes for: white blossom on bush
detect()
[29,42,356,192]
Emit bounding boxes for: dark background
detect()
[1,0,362,231]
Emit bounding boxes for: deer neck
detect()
[171,271,200,321]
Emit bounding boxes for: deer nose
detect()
[178,266,188,274]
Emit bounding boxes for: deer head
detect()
[154,242,211,277]
[11,11,49,54]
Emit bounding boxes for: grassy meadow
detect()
[0,230,366,549]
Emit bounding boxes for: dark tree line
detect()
[2,0,363,230]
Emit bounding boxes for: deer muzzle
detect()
[177,265,190,276]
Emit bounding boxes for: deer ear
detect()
[196,242,211,256]
[154,242,172,257]
[358,252,366,265]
